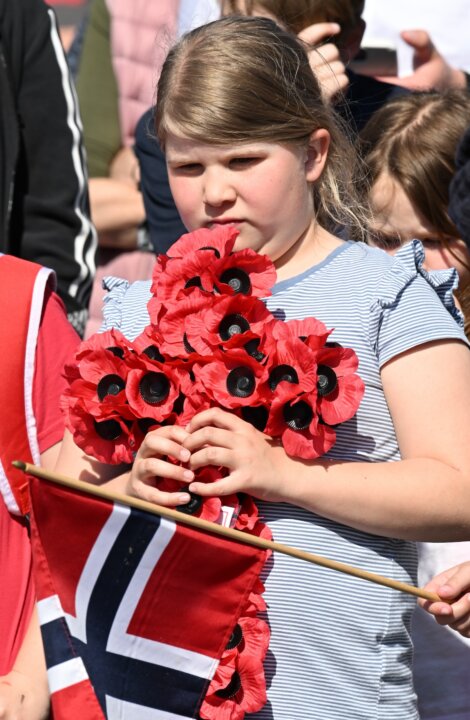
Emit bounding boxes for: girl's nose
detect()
[202,169,236,207]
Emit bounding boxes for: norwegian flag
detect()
[29,477,265,720]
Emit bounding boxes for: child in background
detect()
[360,90,470,720]
[360,90,470,335]
[56,17,470,719]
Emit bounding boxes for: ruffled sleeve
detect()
[99,276,152,340]
[369,240,467,368]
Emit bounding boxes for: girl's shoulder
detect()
[100,276,152,340]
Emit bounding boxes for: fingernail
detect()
[180,449,190,461]
[183,469,194,480]
[331,22,340,32]
[178,493,191,503]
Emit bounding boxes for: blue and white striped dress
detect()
[100,240,467,720]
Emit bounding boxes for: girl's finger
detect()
[188,474,239,498]
[131,481,191,507]
[188,407,244,433]
[134,457,194,485]
[139,431,190,463]
[183,426,235,453]
[188,446,234,472]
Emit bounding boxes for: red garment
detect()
[0,262,79,674]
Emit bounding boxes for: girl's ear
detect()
[305,129,330,183]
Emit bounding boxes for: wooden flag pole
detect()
[14,460,440,603]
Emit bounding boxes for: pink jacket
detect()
[105,0,180,146]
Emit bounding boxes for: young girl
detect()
[56,16,470,719]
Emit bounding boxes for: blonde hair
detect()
[360,90,470,335]
[156,15,369,239]
[220,0,364,45]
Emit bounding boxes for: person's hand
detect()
[124,425,194,505]
[418,561,470,637]
[376,30,466,91]
[110,146,141,189]
[0,670,49,720]
[183,408,291,502]
[298,22,349,102]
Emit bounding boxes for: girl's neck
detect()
[274,221,345,282]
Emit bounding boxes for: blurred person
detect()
[0,255,80,718]
[0,0,97,337]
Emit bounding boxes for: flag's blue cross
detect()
[41,509,207,719]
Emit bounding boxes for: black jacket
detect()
[0,0,96,334]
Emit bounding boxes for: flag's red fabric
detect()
[29,477,266,719]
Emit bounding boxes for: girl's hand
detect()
[418,562,470,637]
[183,408,290,502]
[125,425,194,506]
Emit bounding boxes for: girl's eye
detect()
[173,163,203,174]
[229,157,260,168]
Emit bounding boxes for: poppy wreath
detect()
[61,226,365,719]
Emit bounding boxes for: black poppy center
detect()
[143,345,165,363]
[215,671,242,699]
[226,623,243,650]
[244,338,265,362]
[97,374,125,401]
[317,365,338,397]
[176,492,202,515]
[283,400,313,430]
[268,364,299,391]
[93,418,122,441]
[184,276,203,290]
[226,367,255,398]
[139,372,170,405]
[219,268,251,295]
[241,405,268,431]
[106,346,124,359]
[218,313,250,341]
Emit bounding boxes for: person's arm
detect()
[419,562,470,637]
[56,337,470,542]
[11,0,96,334]
[181,339,470,542]
[375,30,467,91]
[0,608,49,720]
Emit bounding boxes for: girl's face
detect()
[370,172,470,291]
[165,132,329,275]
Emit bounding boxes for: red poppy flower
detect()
[200,616,269,720]
[310,345,365,425]
[266,386,336,459]
[272,316,330,345]
[213,249,277,299]
[151,252,219,303]
[132,326,167,363]
[234,494,259,531]
[166,226,238,259]
[125,355,187,421]
[263,336,318,399]
[157,290,216,356]
[62,397,136,465]
[193,350,269,409]
[185,294,274,356]
[157,474,223,523]
[75,328,134,361]
[242,579,267,617]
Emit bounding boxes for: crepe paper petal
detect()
[318,373,365,426]
[214,249,277,298]
[158,290,216,356]
[272,316,330,343]
[125,358,186,421]
[151,251,218,302]
[166,226,238,259]
[264,337,318,397]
